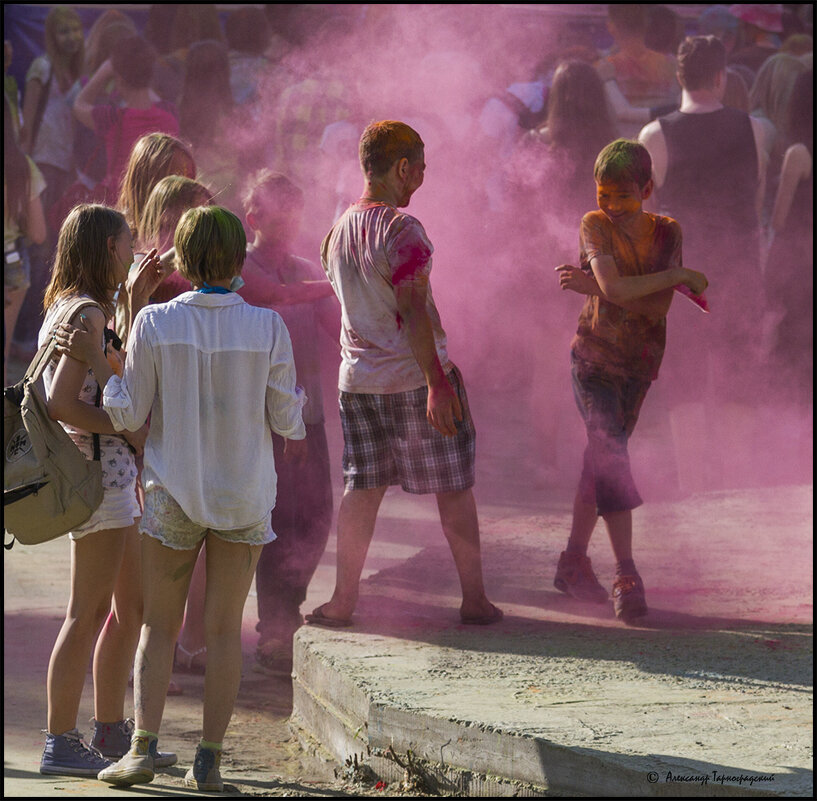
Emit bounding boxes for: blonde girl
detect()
[15,7,86,356]
[132,175,216,679]
[138,175,213,304]
[20,6,85,160]
[38,204,173,777]
[117,132,196,237]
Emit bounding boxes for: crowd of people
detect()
[3,2,812,793]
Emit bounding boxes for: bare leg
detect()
[601,510,633,564]
[177,546,207,666]
[436,488,497,620]
[313,486,387,622]
[47,529,128,734]
[134,537,199,734]
[566,490,599,555]
[201,536,262,743]
[93,524,142,722]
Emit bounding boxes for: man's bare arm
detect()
[395,280,460,437]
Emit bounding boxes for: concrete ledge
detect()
[291,488,812,797]
[291,626,810,797]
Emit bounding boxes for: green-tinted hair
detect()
[174,205,246,285]
[593,138,652,189]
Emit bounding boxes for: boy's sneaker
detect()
[184,744,224,792]
[554,551,609,603]
[91,718,177,767]
[97,734,156,786]
[40,729,112,776]
[612,574,648,621]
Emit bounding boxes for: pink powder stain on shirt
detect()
[392,240,431,286]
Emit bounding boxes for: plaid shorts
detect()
[339,366,476,494]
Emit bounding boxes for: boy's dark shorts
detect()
[571,354,651,515]
[339,365,475,494]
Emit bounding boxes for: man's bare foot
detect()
[304,603,354,628]
[460,600,503,625]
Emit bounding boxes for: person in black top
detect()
[638,35,768,492]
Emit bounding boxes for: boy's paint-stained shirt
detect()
[321,201,451,394]
[572,210,682,381]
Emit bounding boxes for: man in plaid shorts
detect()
[306,120,502,628]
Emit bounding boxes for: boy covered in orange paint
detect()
[554,139,708,621]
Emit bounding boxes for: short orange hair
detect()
[359,120,424,178]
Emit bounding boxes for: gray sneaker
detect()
[184,744,224,792]
[91,718,177,768]
[40,729,111,776]
[554,551,609,603]
[97,734,155,786]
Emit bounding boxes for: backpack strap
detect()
[19,298,106,465]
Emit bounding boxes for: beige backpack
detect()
[4,298,104,546]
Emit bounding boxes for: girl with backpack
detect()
[54,206,307,791]
[37,203,174,777]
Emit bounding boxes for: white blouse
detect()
[103,291,306,530]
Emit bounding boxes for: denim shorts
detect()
[140,485,275,550]
[4,244,31,292]
[339,365,476,494]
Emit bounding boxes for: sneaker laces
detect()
[613,575,641,595]
[63,729,108,763]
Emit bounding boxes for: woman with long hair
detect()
[117,132,196,237]
[531,59,619,228]
[14,6,86,356]
[37,203,175,776]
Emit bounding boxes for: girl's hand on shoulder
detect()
[53,312,103,364]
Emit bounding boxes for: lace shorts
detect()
[140,485,275,551]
